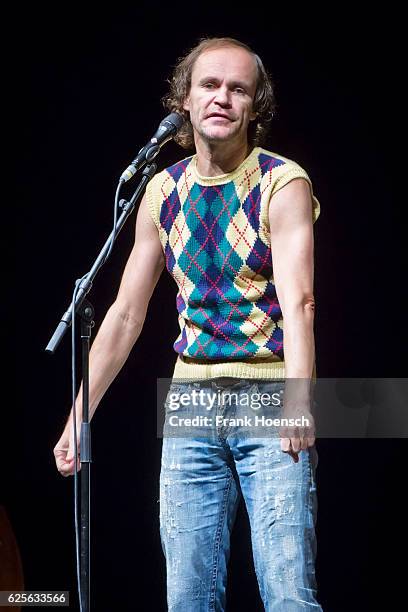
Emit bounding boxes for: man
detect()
[54,37,322,610]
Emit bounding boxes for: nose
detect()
[214,85,231,107]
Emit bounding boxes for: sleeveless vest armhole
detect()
[271,165,321,224]
[145,177,161,230]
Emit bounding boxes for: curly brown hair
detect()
[162,37,277,150]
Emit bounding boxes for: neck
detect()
[194,138,252,176]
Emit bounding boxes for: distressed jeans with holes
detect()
[159,378,323,611]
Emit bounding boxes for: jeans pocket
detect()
[254,381,284,410]
[164,383,192,413]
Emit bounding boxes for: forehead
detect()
[191,46,258,86]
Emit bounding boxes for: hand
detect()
[53,424,81,477]
[279,406,316,463]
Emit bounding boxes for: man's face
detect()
[183,46,258,146]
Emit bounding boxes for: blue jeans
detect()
[159,378,322,611]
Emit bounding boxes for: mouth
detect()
[206,113,232,120]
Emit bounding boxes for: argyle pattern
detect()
[146,147,319,362]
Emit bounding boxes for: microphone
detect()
[120,112,184,182]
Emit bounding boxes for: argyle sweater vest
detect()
[146,146,320,381]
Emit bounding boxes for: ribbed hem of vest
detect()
[172,354,285,382]
[171,355,317,383]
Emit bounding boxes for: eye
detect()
[203,82,216,89]
[234,87,246,94]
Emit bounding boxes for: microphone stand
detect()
[45,162,158,612]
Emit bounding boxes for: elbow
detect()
[303,296,316,313]
[112,301,146,331]
[282,294,316,319]
[118,310,145,329]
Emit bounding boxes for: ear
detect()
[249,110,257,121]
[183,96,190,112]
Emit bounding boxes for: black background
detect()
[7,4,406,611]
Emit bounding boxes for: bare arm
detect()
[54,192,165,474]
[269,177,316,379]
[269,177,317,456]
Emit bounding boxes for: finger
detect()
[57,463,73,477]
[287,447,299,463]
[281,437,291,452]
[56,454,80,472]
[60,462,81,477]
[300,437,308,450]
[280,438,300,463]
[291,437,301,453]
[66,448,80,462]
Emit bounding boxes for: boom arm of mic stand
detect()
[45,163,158,354]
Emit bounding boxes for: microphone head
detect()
[161,112,185,133]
